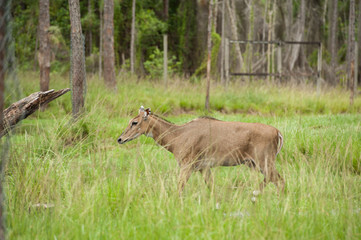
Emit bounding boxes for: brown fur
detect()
[118,108,284,194]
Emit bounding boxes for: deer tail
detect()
[276,131,284,156]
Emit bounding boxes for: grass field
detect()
[2,72,361,239]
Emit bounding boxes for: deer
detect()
[117,106,285,196]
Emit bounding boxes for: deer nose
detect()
[117,137,122,144]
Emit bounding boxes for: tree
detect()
[163,0,168,85]
[38,0,51,95]
[86,0,93,56]
[285,0,306,71]
[329,0,338,84]
[0,1,6,238]
[205,0,213,111]
[68,0,86,118]
[358,0,361,88]
[103,0,116,88]
[285,0,293,40]
[99,5,103,81]
[130,0,136,74]
[226,0,244,72]
[347,0,355,104]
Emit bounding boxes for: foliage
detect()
[136,8,167,62]
[143,47,181,79]
[175,0,198,75]
[81,10,97,31]
[11,0,359,79]
[194,31,221,77]
[12,0,38,70]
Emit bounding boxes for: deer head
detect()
[117,106,151,144]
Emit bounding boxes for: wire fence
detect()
[1,0,23,238]
[226,39,322,82]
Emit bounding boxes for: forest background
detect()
[11,0,361,85]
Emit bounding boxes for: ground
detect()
[3,72,361,239]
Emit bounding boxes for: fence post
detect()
[163,34,168,86]
[225,38,230,87]
[277,44,282,81]
[317,43,322,96]
[354,42,358,97]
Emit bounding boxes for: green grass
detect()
[3,72,361,239]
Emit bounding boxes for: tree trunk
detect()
[267,0,274,82]
[87,0,92,56]
[213,0,218,31]
[347,0,355,89]
[69,0,86,118]
[0,89,70,138]
[347,0,355,104]
[226,0,244,72]
[163,0,168,85]
[103,0,116,88]
[34,28,38,71]
[38,0,51,97]
[0,2,6,237]
[330,0,338,84]
[285,0,293,40]
[357,0,361,87]
[205,0,213,111]
[245,0,254,76]
[163,0,169,20]
[130,0,136,74]
[220,0,225,84]
[99,8,102,80]
[286,0,306,71]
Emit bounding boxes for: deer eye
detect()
[131,121,138,126]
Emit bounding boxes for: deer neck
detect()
[146,115,180,153]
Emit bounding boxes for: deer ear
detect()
[139,106,145,114]
[143,108,151,119]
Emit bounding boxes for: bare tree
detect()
[38,0,51,95]
[99,7,102,80]
[226,0,244,72]
[285,0,293,40]
[213,0,218,31]
[205,0,213,111]
[286,0,306,71]
[130,0,136,74]
[220,0,225,84]
[87,0,93,56]
[347,0,355,104]
[163,0,168,85]
[0,2,6,238]
[357,0,361,87]
[103,0,116,88]
[329,0,338,84]
[69,0,86,118]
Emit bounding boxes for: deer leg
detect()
[200,168,214,190]
[258,165,284,194]
[178,166,193,195]
[254,155,271,195]
[270,170,285,193]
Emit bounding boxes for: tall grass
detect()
[3,72,361,239]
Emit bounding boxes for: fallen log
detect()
[0,88,70,138]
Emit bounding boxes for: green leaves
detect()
[143,47,181,79]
